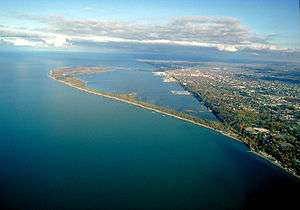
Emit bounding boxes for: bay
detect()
[0,50,298,210]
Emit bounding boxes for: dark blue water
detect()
[0,50,299,210]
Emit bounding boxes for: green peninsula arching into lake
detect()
[2,0,300,209]
[49,67,229,135]
[1,49,299,210]
[49,65,299,178]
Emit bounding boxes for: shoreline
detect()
[48,70,299,179]
[48,70,243,142]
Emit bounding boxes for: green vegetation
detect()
[167,65,300,176]
[50,64,300,177]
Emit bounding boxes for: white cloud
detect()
[43,35,68,47]
[0,15,294,52]
[9,38,41,47]
[0,25,70,48]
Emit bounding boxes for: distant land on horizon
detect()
[1,1,300,209]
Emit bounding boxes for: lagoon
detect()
[0,50,298,210]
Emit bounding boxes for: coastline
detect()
[48,70,243,142]
[48,70,299,179]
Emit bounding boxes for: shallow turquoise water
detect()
[0,50,298,210]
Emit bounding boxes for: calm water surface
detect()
[80,69,217,120]
[0,50,298,210]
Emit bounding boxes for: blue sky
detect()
[0,0,299,56]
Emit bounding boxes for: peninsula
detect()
[49,66,299,178]
[49,67,229,135]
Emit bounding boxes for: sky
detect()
[0,0,299,60]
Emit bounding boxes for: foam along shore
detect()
[49,68,299,179]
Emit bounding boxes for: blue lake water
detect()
[0,50,299,210]
[80,69,217,120]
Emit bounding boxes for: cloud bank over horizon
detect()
[0,15,297,53]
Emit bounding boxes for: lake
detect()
[0,50,298,210]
